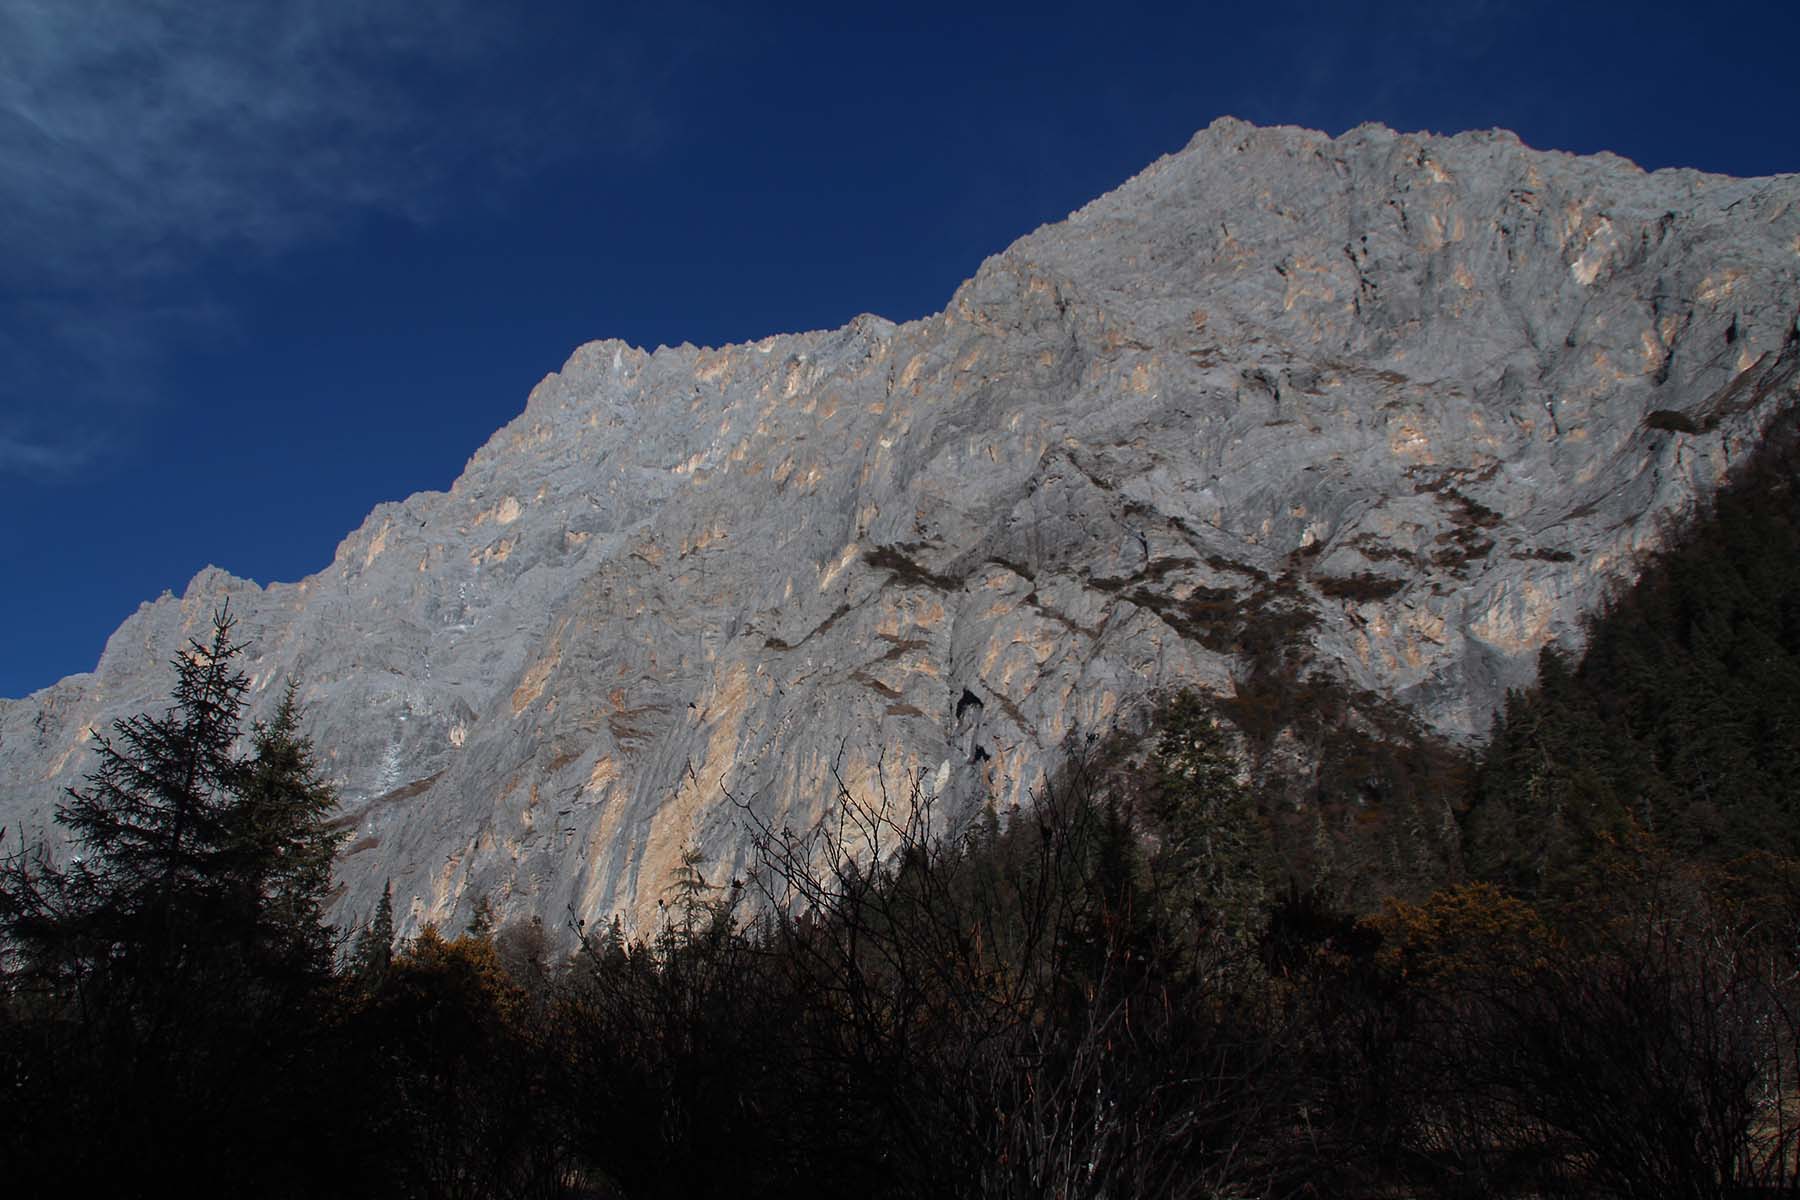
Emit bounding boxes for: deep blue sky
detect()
[4,0,1797,698]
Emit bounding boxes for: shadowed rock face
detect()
[4,119,1797,938]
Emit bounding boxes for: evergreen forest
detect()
[7,420,1800,1199]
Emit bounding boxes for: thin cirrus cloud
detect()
[0,0,508,281]
[0,0,637,477]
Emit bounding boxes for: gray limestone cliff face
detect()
[4,119,1797,938]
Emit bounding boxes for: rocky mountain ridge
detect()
[5,118,1797,938]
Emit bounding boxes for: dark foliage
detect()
[1465,415,1800,896]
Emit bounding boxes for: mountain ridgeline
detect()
[4,117,1799,940]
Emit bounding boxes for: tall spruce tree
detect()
[0,605,350,1193]
[354,879,397,988]
[50,609,252,987]
[1147,691,1271,944]
[1,605,344,1003]
[228,680,346,989]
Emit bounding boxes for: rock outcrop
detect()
[4,119,1797,937]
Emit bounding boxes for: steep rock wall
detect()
[4,119,1797,937]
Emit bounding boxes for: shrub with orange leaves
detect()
[1368,881,1553,987]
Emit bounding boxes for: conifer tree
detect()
[45,610,253,984]
[229,681,345,985]
[1148,691,1271,944]
[1,606,346,999]
[0,605,349,1192]
[668,842,716,933]
[354,880,396,987]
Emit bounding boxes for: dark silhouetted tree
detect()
[0,605,347,1195]
[354,879,396,988]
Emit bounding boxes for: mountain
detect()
[4,118,1796,938]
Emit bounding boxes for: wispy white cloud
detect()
[0,0,672,477]
[0,432,92,473]
[0,288,215,473]
[0,0,504,284]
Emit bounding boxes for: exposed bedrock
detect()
[5,119,1797,937]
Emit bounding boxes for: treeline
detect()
[5,423,1800,1198]
[1465,420,1800,895]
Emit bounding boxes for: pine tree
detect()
[1,605,350,1015]
[41,610,253,985]
[668,842,715,932]
[1148,691,1271,945]
[229,680,346,987]
[0,605,349,1192]
[354,880,396,988]
[15,611,346,987]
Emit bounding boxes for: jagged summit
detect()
[5,120,1797,939]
